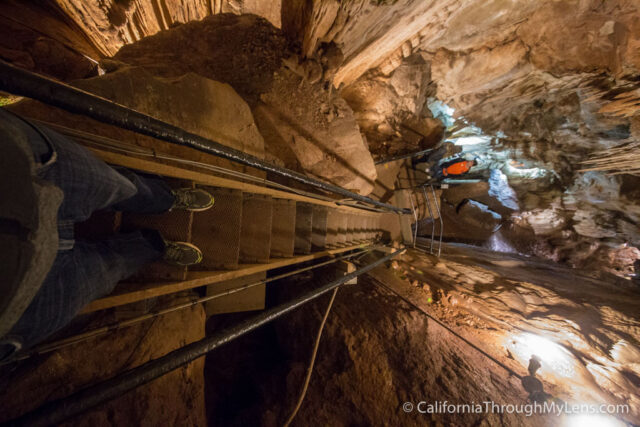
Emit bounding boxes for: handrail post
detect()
[0,60,408,214]
[421,185,435,254]
[430,185,443,257]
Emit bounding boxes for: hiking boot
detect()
[163,241,203,266]
[171,188,214,212]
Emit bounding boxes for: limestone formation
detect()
[52,0,281,56]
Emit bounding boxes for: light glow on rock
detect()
[450,135,492,146]
[563,414,626,427]
[507,333,576,378]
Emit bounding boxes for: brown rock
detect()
[10,66,265,175]
[51,0,282,57]
[0,2,99,81]
[419,200,501,242]
[255,67,378,195]
[401,116,445,149]
[442,181,518,217]
[342,53,438,157]
[0,295,206,425]
[517,2,628,75]
[113,14,289,105]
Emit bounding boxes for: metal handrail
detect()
[2,248,375,365]
[408,192,418,248]
[6,248,405,427]
[421,185,436,254]
[0,60,408,214]
[430,184,444,257]
[374,147,434,165]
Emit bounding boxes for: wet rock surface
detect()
[389,246,640,425]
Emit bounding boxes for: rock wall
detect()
[111,14,378,194]
[202,263,553,426]
[9,65,266,175]
[0,295,206,426]
[256,67,377,195]
[3,0,639,266]
[389,247,640,425]
[342,53,443,159]
[0,1,101,81]
[52,0,281,57]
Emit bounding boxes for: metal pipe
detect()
[421,185,435,254]
[429,185,443,257]
[6,248,405,427]
[374,148,434,165]
[0,60,407,214]
[408,192,418,249]
[441,178,483,185]
[5,248,374,364]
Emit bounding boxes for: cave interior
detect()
[0,1,639,426]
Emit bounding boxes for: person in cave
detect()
[414,153,478,182]
[434,157,478,180]
[0,108,215,362]
[411,140,478,182]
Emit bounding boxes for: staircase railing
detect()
[0,60,408,215]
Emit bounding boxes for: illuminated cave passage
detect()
[0,1,639,426]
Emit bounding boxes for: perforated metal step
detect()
[271,198,296,258]
[365,215,376,240]
[311,205,328,251]
[121,180,193,282]
[325,209,340,249]
[337,213,348,247]
[240,194,273,263]
[294,202,313,254]
[346,213,356,245]
[191,188,242,270]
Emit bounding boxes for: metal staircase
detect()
[78,158,384,315]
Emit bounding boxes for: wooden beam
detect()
[90,147,381,216]
[205,272,266,315]
[81,243,372,313]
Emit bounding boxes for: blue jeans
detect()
[3,111,175,352]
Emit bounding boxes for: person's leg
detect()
[110,167,175,214]
[22,116,211,221]
[7,230,165,348]
[431,167,444,182]
[0,114,210,355]
[34,123,210,217]
[34,124,175,220]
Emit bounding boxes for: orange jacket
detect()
[442,160,473,176]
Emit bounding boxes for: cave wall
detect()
[51,0,281,57]
[3,0,639,265]
[0,1,101,81]
[0,295,206,426]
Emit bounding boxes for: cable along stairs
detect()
[77,146,385,315]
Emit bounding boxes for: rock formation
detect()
[0,295,206,426]
[4,0,638,271]
[111,14,379,195]
[1,1,640,425]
